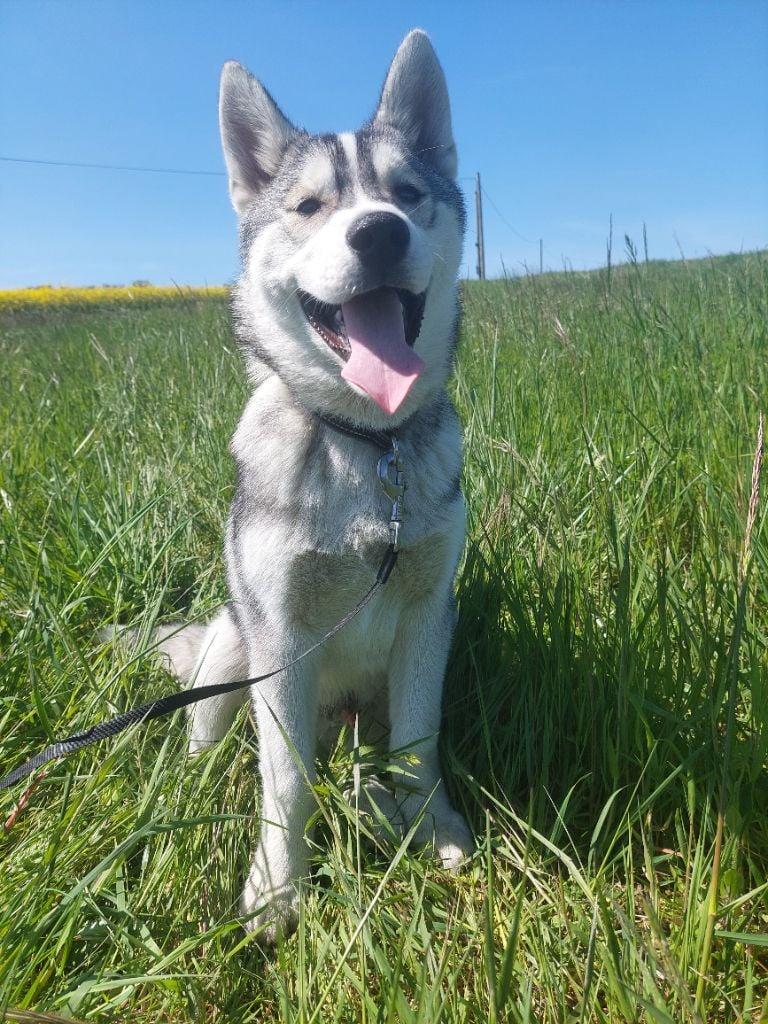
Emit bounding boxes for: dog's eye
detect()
[394,184,422,206]
[296,198,321,216]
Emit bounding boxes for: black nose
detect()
[346,212,409,271]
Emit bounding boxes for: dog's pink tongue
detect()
[340,288,425,415]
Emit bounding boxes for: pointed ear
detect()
[219,60,297,216]
[373,30,457,179]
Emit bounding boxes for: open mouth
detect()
[298,287,426,361]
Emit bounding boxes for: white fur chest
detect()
[225,377,464,662]
[229,376,463,557]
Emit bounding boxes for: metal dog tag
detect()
[377,439,406,551]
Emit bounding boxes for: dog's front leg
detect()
[388,597,474,869]
[240,651,318,942]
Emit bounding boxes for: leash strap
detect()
[0,547,398,793]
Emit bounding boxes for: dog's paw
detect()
[416,810,474,871]
[434,813,474,870]
[187,737,218,757]
[240,873,299,943]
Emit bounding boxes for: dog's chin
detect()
[297,287,426,363]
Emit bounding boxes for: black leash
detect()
[0,546,398,793]
[2,412,406,796]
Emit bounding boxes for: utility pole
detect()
[475,172,486,280]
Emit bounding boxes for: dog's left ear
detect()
[373,29,457,180]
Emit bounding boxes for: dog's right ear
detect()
[219,61,296,216]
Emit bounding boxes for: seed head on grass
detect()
[740,411,764,585]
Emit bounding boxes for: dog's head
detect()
[222,30,464,426]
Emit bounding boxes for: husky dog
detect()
[156,29,473,940]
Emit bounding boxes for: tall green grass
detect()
[1,253,766,1022]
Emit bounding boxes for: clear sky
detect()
[1,0,766,287]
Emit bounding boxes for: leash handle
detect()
[0,548,398,793]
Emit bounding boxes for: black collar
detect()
[310,409,406,451]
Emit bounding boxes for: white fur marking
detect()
[338,132,359,191]
[296,150,336,199]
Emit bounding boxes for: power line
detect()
[0,155,225,176]
[480,183,536,245]
[2,156,541,255]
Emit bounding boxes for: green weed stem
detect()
[695,412,763,1013]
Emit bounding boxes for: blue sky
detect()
[1,0,766,287]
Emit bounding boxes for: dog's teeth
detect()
[332,308,346,337]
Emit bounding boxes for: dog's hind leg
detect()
[174,607,249,754]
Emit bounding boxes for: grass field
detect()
[1,252,766,1022]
